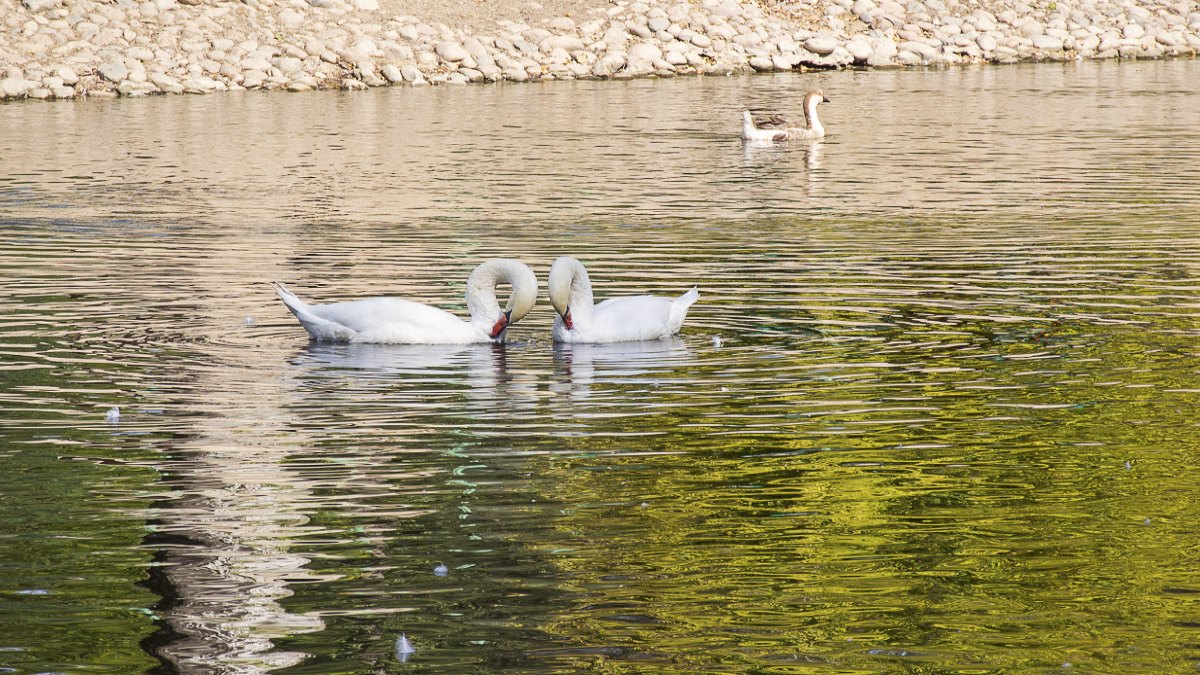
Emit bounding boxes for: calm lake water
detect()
[2,59,1200,673]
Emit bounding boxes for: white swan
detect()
[547,256,699,343]
[741,90,830,142]
[273,259,537,344]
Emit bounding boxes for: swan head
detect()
[806,90,830,106]
[548,256,584,329]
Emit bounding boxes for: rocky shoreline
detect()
[2,0,1198,101]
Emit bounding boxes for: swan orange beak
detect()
[488,310,511,340]
[562,307,573,330]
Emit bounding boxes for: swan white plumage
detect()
[547,256,699,344]
[741,90,830,142]
[273,258,538,344]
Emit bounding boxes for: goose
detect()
[273,258,537,344]
[548,256,699,343]
[741,90,830,142]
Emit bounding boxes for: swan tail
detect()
[273,282,356,342]
[678,286,700,307]
[669,286,700,332]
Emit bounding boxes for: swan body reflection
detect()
[552,338,694,400]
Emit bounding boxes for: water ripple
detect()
[1,60,1200,674]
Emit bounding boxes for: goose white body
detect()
[741,90,829,142]
[274,259,538,345]
[548,256,699,344]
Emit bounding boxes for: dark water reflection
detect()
[1,59,1200,673]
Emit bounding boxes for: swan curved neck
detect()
[550,257,596,324]
[566,259,595,320]
[465,259,536,330]
[466,264,502,326]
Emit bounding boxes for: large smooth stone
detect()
[845,37,872,62]
[98,62,129,82]
[435,41,469,62]
[1033,35,1064,50]
[400,64,423,82]
[543,35,585,52]
[150,73,184,93]
[804,37,839,55]
[278,8,303,29]
[628,42,663,62]
[0,78,30,98]
[899,40,938,60]
[381,64,404,83]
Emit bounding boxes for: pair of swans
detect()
[741,90,830,142]
[273,257,699,345]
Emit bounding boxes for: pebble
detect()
[0,0,1194,101]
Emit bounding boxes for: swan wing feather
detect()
[275,284,481,344]
[582,292,696,342]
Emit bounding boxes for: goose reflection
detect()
[741,137,824,172]
[551,337,693,401]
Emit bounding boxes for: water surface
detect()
[2,60,1200,673]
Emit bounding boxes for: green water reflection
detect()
[259,326,1200,673]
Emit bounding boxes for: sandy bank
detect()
[1,0,1198,100]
